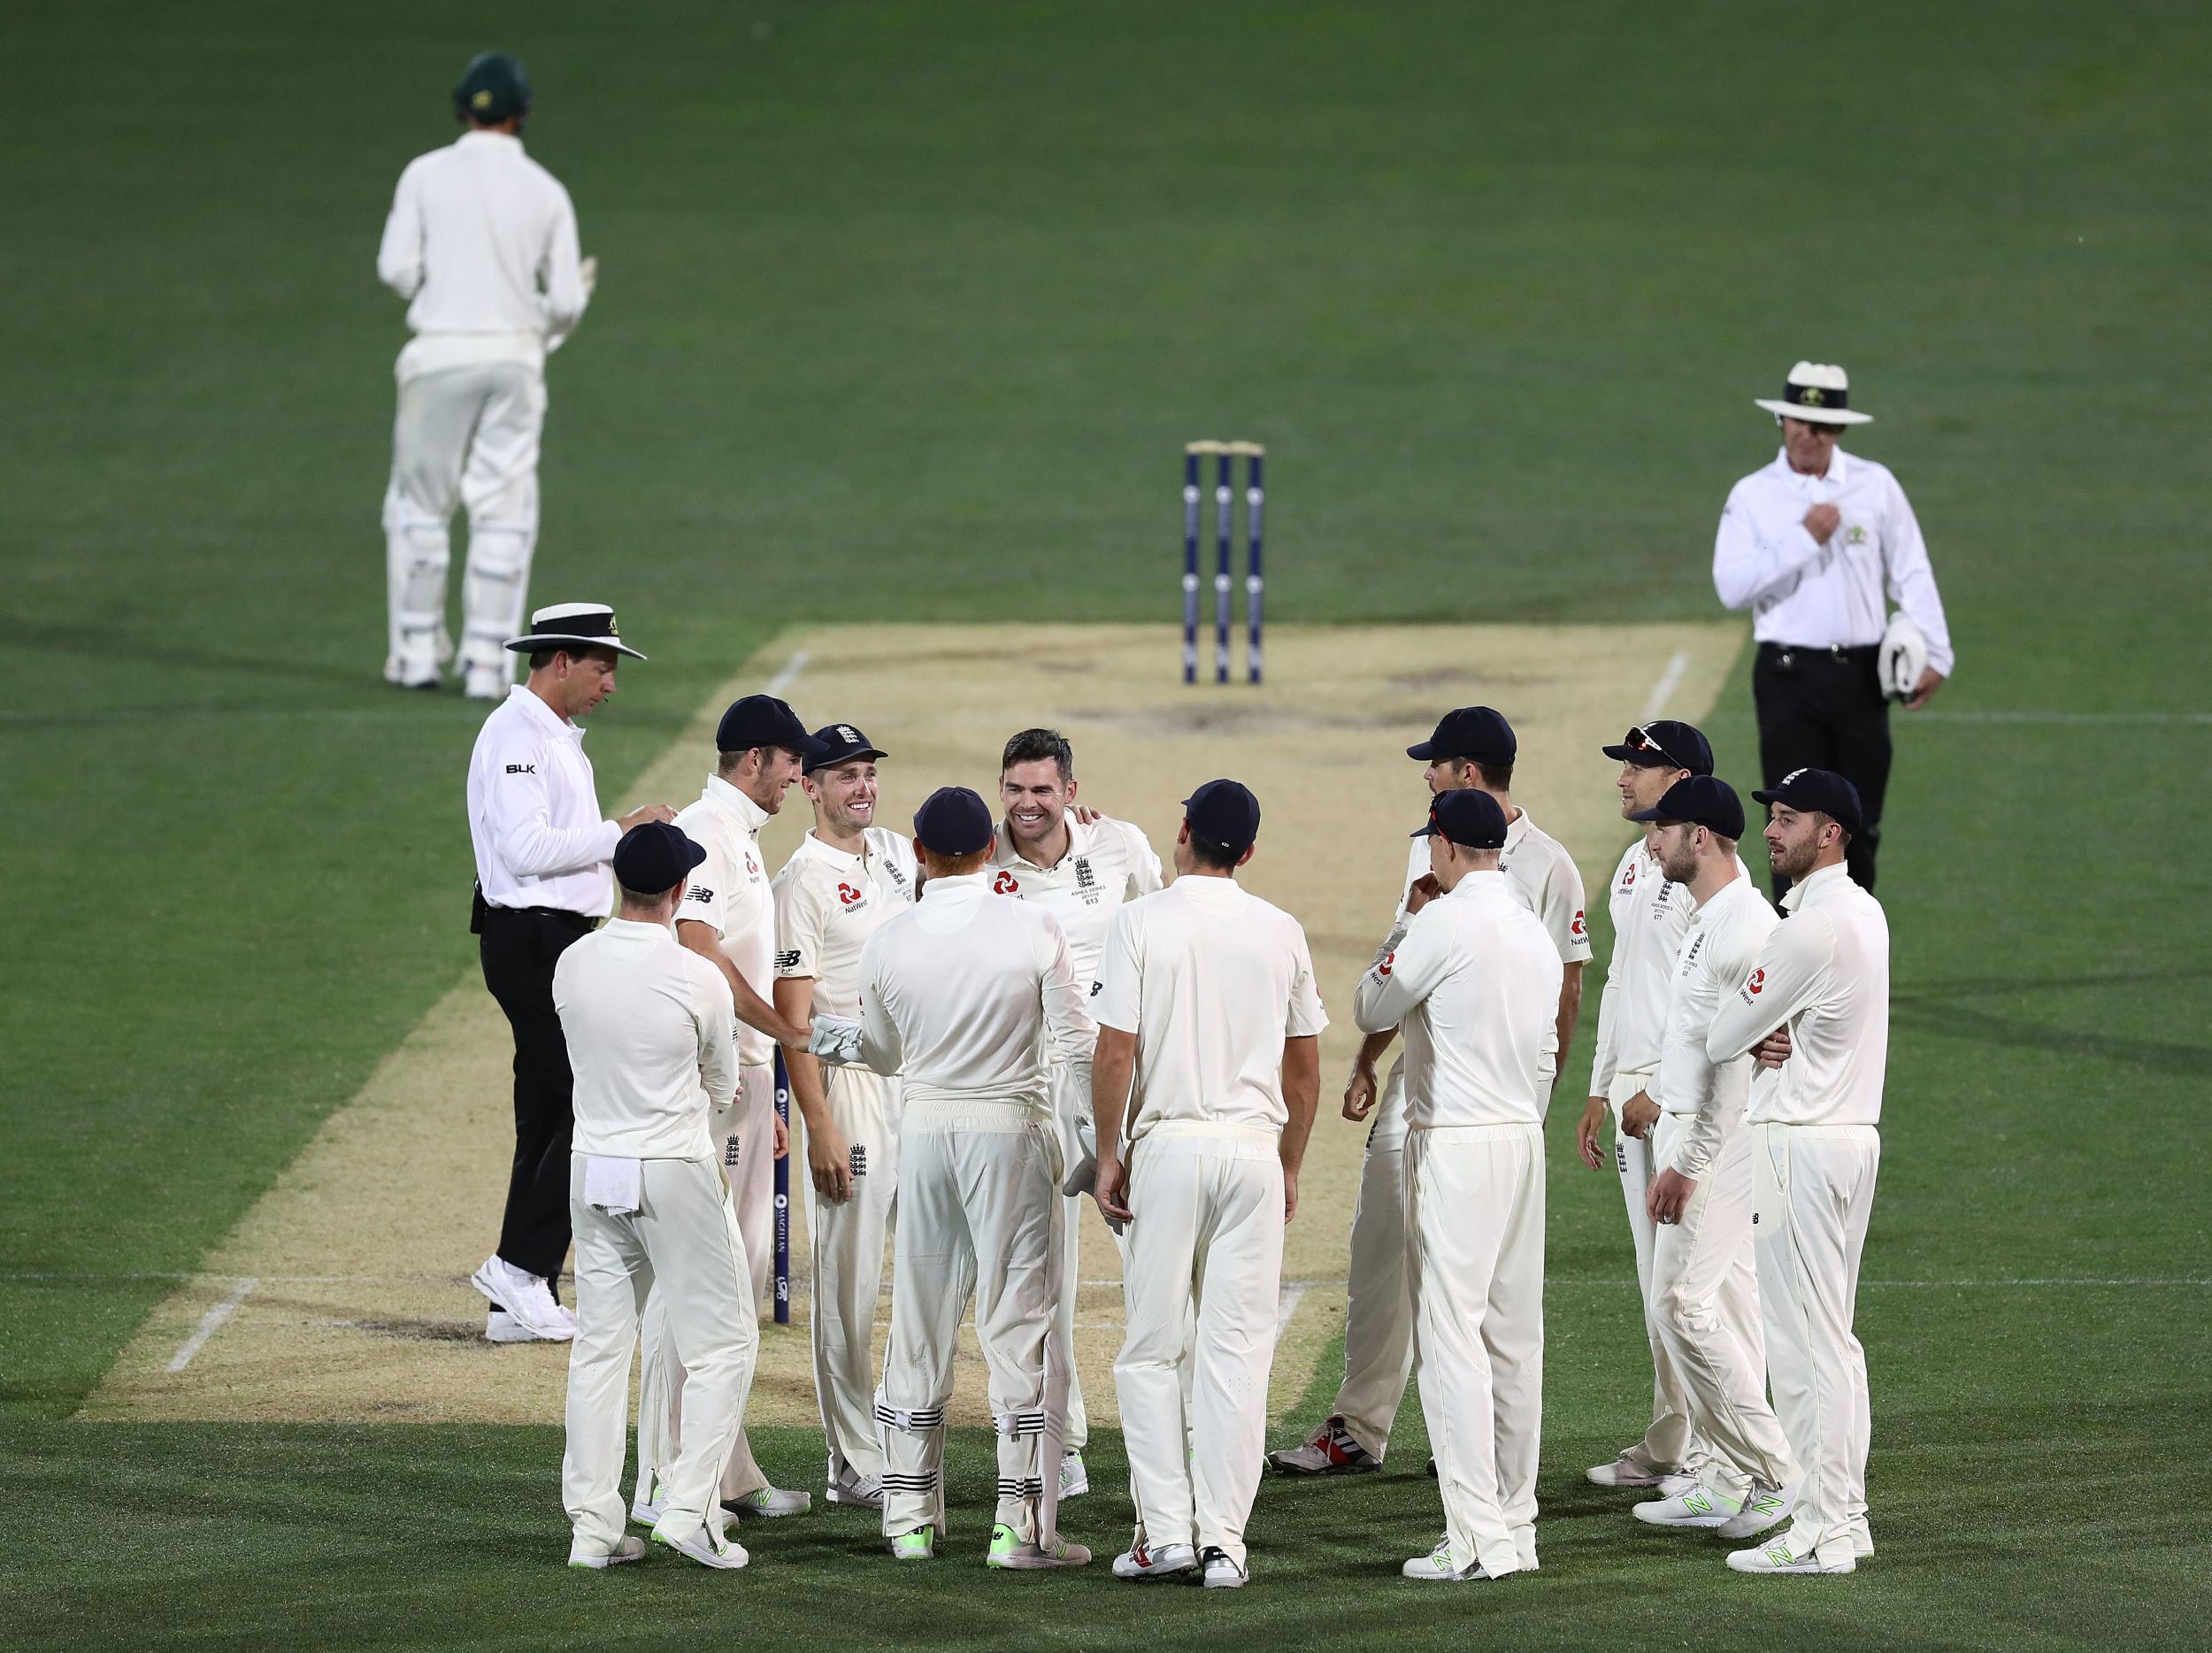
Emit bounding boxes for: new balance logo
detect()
[688,885,714,904]
[775,949,801,970]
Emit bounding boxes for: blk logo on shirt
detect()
[504,763,535,775]
[993,871,1020,896]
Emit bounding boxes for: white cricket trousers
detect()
[804,1065,901,1485]
[1329,1053,1415,1459]
[1408,1121,1544,1580]
[1116,1124,1283,1570]
[634,1063,780,1506]
[381,358,544,680]
[564,1155,756,1554]
[1650,1112,1794,1496]
[1753,1121,1878,1564]
[877,1103,1070,1547]
[1609,1068,1704,1473]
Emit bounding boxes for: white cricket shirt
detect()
[856,873,1096,1115]
[1394,808,1593,965]
[772,826,918,1019]
[1091,876,1329,1140]
[1655,873,1778,1178]
[987,814,1164,993]
[1353,872,1563,1129]
[376,130,588,381]
[1713,446,1955,675]
[1709,864,1891,1128]
[672,776,778,1068]
[1590,837,1747,1089]
[465,683,618,917]
[554,919,740,1160]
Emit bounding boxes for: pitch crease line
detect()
[165,1277,257,1372]
[1640,649,1692,721]
[766,649,811,696]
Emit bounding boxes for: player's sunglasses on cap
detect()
[1601,719,1714,775]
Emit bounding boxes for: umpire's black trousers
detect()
[478,902,596,1282]
[1753,642,1890,900]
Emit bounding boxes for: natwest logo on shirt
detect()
[836,881,864,908]
[1571,910,1586,939]
[1738,966,1767,1007]
[992,870,1020,896]
[1377,952,1394,978]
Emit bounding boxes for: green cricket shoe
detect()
[986,1522,1093,1569]
[889,1526,935,1562]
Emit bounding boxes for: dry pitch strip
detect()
[84,620,1742,1431]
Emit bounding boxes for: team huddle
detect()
[462,603,1892,1587]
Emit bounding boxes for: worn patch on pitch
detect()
[81,620,1741,1426]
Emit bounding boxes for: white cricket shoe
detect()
[652,1519,749,1571]
[987,1523,1091,1569]
[629,1480,668,1529]
[1267,1415,1379,1476]
[1634,1482,1746,1529]
[725,1485,812,1518]
[1200,1547,1248,1589]
[826,1468,884,1510]
[1586,1454,1692,1490]
[1059,1450,1089,1499]
[485,1309,546,1344]
[888,1527,934,1561]
[1716,1480,1801,1538]
[1401,1534,1514,1582]
[1112,1538,1198,1580]
[568,1534,646,1570]
[469,1257,571,1341]
[1726,1526,1854,1575]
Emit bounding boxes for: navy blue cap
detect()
[1629,775,1745,840]
[717,695,827,758]
[1408,706,1516,765]
[912,787,994,856]
[1412,788,1509,850]
[612,820,708,894]
[1182,779,1261,855]
[1602,719,1715,775]
[803,722,887,776]
[454,52,532,124]
[1753,767,1863,834]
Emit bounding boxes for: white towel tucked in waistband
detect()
[584,1155,643,1215]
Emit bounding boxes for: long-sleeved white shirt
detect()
[1353,872,1562,1129]
[1655,873,1778,1178]
[856,873,1096,1116]
[1589,839,1696,1089]
[1091,876,1328,1139]
[1709,864,1891,1128]
[554,919,739,1159]
[987,814,1164,991]
[1713,446,1955,676]
[672,777,778,1067]
[376,130,588,380]
[465,684,618,917]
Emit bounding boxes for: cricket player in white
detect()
[771,724,918,1511]
[1709,767,1888,1575]
[987,727,1163,1496]
[556,822,752,1572]
[1626,776,1802,1540]
[1274,707,1586,1477]
[1356,789,1561,1583]
[634,696,818,1526]
[859,787,1096,1569]
[1088,781,1325,1589]
[1575,719,1735,1494]
[376,53,594,698]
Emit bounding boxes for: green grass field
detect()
[4,1,2208,1646]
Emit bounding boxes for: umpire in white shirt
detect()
[1355,789,1561,1585]
[557,822,753,1572]
[377,52,594,697]
[856,788,1097,1570]
[1714,362,1956,895]
[465,604,671,1342]
[1709,768,1888,1575]
[1091,780,1325,1589]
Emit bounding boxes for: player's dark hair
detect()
[528,648,557,671]
[1475,759,1514,790]
[1186,830,1241,872]
[618,880,680,906]
[1002,727,1074,780]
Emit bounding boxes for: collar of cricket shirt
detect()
[1780,861,1851,914]
[512,682,587,742]
[921,871,992,900]
[704,773,772,836]
[1773,444,1852,488]
[800,829,866,872]
[456,129,524,152]
[995,810,1090,872]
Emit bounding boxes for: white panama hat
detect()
[1755,361,1874,426]
[504,601,647,660]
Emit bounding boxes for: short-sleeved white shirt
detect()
[987,813,1164,993]
[672,775,777,1068]
[1091,876,1328,1140]
[1396,808,1593,966]
[772,826,918,1021]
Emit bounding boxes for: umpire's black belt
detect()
[472,880,597,934]
[1759,641,1879,668]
